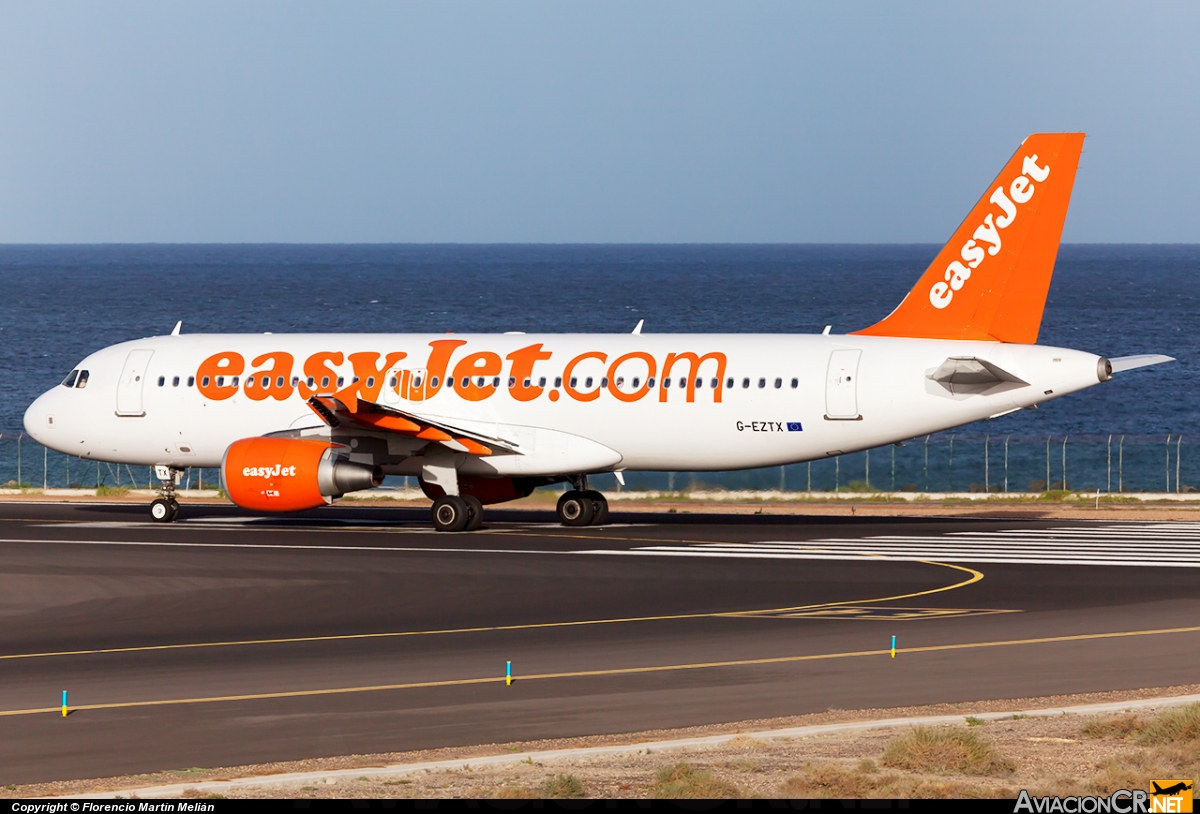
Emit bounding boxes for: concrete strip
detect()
[55,693,1200,799]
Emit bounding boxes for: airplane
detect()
[23,132,1173,531]
[1151,781,1193,796]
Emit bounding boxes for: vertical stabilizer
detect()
[853,133,1084,343]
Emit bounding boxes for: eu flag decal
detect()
[787,422,803,432]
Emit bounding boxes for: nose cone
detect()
[23,390,57,447]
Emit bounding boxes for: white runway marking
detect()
[583,523,1200,568]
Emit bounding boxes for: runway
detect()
[2,501,1199,785]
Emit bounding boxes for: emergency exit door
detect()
[116,349,154,416]
[824,348,862,420]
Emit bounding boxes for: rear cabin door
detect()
[116,349,154,416]
[824,349,862,420]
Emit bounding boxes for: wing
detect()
[305,386,521,457]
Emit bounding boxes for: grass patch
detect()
[96,484,131,496]
[965,716,985,727]
[1139,702,1200,745]
[651,762,742,799]
[492,784,536,798]
[539,773,586,799]
[778,763,1001,799]
[881,726,1016,775]
[1082,713,1145,740]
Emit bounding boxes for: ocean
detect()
[2,244,1196,492]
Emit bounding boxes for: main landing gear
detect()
[149,465,182,523]
[556,476,609,527]
[430,494,484,533]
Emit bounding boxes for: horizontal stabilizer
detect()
[1109,354,1175,374]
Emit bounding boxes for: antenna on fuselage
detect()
[632,319,644,335]
[171,321,182,336]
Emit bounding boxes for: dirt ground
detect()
[9,686,1200,800]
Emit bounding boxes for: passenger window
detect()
[431,376,439,388]
[615,377,625,387]
[292,376,300,387]
[366,377,375,388]
[758,378,765,388]
[791,378,798,389]
[711,378,718,389]
[413,376,423,388]
[569,377,577,388]
[307,377,315,388]
[476,376,485,387]
[555,377,563,388]
[157,376,165,387]
[647,377,656,388]
[538,377,546,387]
[217,376,225,387]
[231,376,239,387]
[446,376,454,388]
[62,370,79,388]
[726,377,734,389]
[679,378,686,388]
[202,376,211,387]
[246,377,256,389]
[172,376,180,387]
[600,377,608,388]
[742,378,750,388]
[585,377,593,388]
[508,377,516,388]
[462,377,470,388]
[663,378,671,389]
[276,377,284,388]
[774,378,782,389]
[389,376,397,388]
[352,377,359,384]
[523,378,531,388]
[492,376,500,387]
[187,376,194,387]
[321,376,330,388]
[336,377,344,387]
[632,377,640,388]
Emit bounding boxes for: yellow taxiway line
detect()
[6,622,1200,718]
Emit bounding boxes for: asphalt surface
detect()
[1,501,1198,784]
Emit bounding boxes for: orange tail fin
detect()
[853,133,1084,343]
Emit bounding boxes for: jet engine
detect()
[222,437,382,512]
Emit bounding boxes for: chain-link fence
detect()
[1,431,1195,495]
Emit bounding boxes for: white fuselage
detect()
[24,332,1107,479]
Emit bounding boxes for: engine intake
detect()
[222,437,383,512]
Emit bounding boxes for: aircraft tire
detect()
[463,495,484,531]
[150,498,174,523]
[557,490,595,526]
[168,499,180,522]
[432,495,470,532]
[583,490,608,525]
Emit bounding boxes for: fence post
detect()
[1166,435,1171,493]
[17,433,22,487]
[891,444,896,492]
[1062,436,1068,491]
[43,446,47,490]
[865,449,870,489]
[1045,435,1051,491]
[1177,436,1183,493]
[806,461,811,492]
[779,465,785,491]
[835,456,840,494]
[948,434,955,492]
[1107,434,1112,494]
[924,435,930,492]
[1004,435,1010,493]
[984,434,989,493]
[1119,435,1124,493]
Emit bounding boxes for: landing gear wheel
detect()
[168,499,180,522]
[583,490,608,525]
[557,490,595,527]
[432,495,470,532]
[463,495,484,531]
[150,498,175,523]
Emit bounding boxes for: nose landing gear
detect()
[150,465,182,523]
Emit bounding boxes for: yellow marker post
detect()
[505,661,512,686]
[890,636,896,659]
[61,690,68,717]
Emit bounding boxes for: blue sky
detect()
[1,2,1197,243]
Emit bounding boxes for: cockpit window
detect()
[62,370,79,388]
[76,370,89,389]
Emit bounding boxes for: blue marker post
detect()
[891,636,896,659]
[505,661,512,686]
[62,690,68,717]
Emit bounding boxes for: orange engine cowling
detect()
[222,437,383,512]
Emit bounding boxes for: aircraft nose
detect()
[23,390,57,444]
